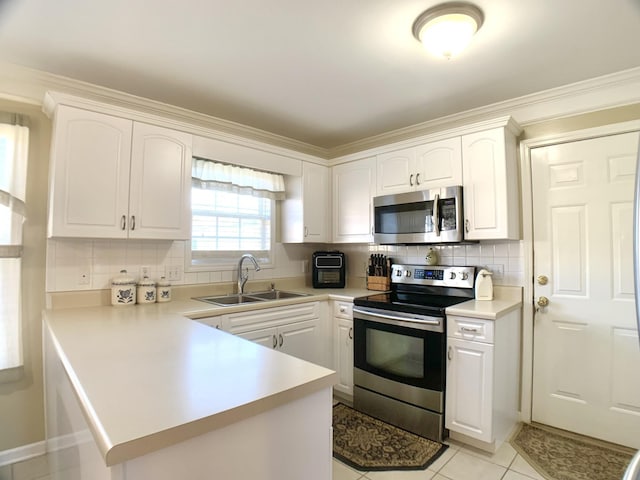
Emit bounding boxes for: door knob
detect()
[537,296,549,307]
[537,275,549,285]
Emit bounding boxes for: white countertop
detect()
[44,286,369,467]
[445,286,523,320]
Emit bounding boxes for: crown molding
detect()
[328,66,640,160]
[1,62,330,161]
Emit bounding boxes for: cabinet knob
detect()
[272,334,278,349]
[121,215,126,230]
[340,306,347,313]
[348,327,353,340]
[409,174,414,187]
[130,215,136,230]
[465,219,470,233]
[415,173,420,186]
[447,346,453,361]
[278,333,284,348]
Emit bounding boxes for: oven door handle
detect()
[352,307,443,329]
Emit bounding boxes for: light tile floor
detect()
[333,438,546,480]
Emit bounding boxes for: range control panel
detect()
[391,264,475,289]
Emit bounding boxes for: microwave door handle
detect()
[433,193,440,236]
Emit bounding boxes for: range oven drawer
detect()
[447,315,494,343]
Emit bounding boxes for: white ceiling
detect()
[1,0,640,150]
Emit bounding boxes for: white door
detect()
[531,131,640,448]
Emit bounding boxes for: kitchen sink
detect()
[194,290,310,306]
[195,294,267,306]
[245,290,311,301]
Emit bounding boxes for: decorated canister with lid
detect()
[137,275,156,304]
[156,276,172,303]
[111,270,137,306]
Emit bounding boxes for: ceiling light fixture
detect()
[412,2,484,59]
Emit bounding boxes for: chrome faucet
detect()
[236,254,261,295]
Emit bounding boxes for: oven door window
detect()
[354,319,444,391]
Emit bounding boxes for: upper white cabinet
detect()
[332,157,376,243]
[282,162,330,243]
[461,122,520,240]
[376,137,462,195]
[48,105,192,239]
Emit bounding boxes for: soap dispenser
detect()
[475,269,494,301]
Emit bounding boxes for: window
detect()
[190,158,284,268]
[0,119,29,373]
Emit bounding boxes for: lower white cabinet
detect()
[223,302,323,365]
[445,311,520,451]
[332,301,354,397]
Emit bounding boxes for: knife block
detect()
[367,275,390,291]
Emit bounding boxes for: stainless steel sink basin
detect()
[245,290,311,301]
[195,294,267,306]
[194,290,310,306]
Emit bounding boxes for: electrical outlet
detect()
[486,264,504,279]
[166,265,183,281]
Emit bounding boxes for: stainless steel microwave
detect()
[373,186,464,244]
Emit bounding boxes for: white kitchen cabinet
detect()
[376,137,462,195]
[333,301,354,397]
[195,315,225,330]
[332,157,376,243]
[445,311,520,452]
[223,302,322,365]
[282,161,330,243]
[47,105,192,239]
[461,122,520,240]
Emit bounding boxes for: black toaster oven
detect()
[312,251,346,288]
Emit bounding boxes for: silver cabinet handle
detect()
[304,226,308,237]
[278,333,283,348]
[348,327,353,340]
[409,174,414,186]
[460,326,479,333]
[465,219,470,233]
[448,346,453,361]
[215,325,221,329]
[130,215,136,230]
[433,193,440,236]
[416,173,420,186]
[272,334,277,349]
[121,215,126,230]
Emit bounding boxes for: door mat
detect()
[510,423,635,480]
[332,403,447,471]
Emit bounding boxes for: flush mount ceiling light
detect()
[412,2,484,59]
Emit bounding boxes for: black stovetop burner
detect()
[353,291,471,317]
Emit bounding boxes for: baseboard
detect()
[0,441,46,467]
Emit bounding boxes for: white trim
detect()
[518,119,640,423]
[0,441,46,467]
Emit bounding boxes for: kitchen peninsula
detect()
[43,296,339,480]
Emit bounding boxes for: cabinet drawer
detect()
[333,301,353,320]
[447,315,494,343]
[224,302,320,334]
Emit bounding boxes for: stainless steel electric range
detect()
[352,263,476,442]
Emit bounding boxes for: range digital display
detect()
[413,269,444,280]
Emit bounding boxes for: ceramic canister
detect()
[137,275,156,304]
[156,276,172,303]
[111,270,137,306]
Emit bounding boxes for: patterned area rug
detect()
[510,423,635,480]
[332,403,447,471]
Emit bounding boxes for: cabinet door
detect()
[332,158,376,243]
[278,318,321,364]
[415,137,462,189]
[128,123,193,240]
[333,317,353,396]
[48,106,132,238]
[462,128,519,240]
[445,337,494,442]
[376,148,415,195]
[237,326,278,350]
[302,162,330,242]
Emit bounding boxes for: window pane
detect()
[191,186,273,263]
[0,258,21,370]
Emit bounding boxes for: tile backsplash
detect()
[45,239,313,292]
[46,238,525,292]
